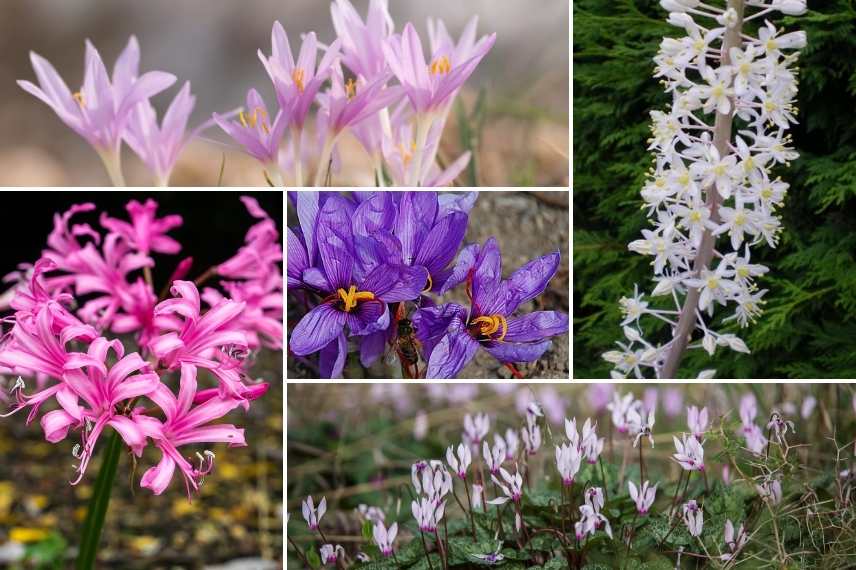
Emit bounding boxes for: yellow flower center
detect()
[472,314,508,341]
[429,56,452,76]
[734,212,747,226]
[292,69,306,93]
[239,107,270,134]
[706,277,719,290]
[336,285,375,313]
[689,210,702,223]
[345,78,357,100]
[73,91,85,108]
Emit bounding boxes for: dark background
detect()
[0,190,283,283]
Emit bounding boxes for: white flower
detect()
[302,495,327,530]
[673,433,705,471]
[489,467,523,505]
[320,544,344,565]
[555,443,582,486]
[463,413,490,445]
[628,480,658,514]
[373,522,398,557]
[682,500,704,537]
[696,66,735,114]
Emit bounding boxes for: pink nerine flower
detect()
[100,199,183,256]
[139,364,249,496]
[217,197,283,281]
[60,338,160,483]
[628,480,657,514]
[673,433,705,471]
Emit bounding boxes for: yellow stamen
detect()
[239,108,270,134]
[345,78,357,100]
[422,273,433,293]
[429,56,452,76]
[336,285,375,313]
[72,91,85,108]
[472,314,508,341]
[292,69,306,93]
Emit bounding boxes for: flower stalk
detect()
[75,430,122,570]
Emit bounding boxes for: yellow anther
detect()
[345,78,357,100]
[239,108,270,134]
[429,56,452,76]
[292,69,306,93]
[72,91,85,108]
[336,285,375,313]
[422,273,433,293]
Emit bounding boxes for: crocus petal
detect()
[289,302,347,355]
[352,192,395,238]
[504,251,561,314]
[319,332,348,379]
[316,196,356,290]
[471,237,502,315]
[485,340,552,364]
[359,329,388,368]
[395,192,438,266]
[426,329,479,379]
[440,243,480,294]
[361,263,428,302]
[414,212,468,278]
[412,303,467,360]
[346,299,389,336]
[503,311,569,343]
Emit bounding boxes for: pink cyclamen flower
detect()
[412,497,445,532]
[302,495,328,530]
[446,442,471,479]
[383,19,495,114]
[766,411,795,444]
[504,429,519,461]
[522,416,542,455]
[721,519,748,561]
[138,363,248,496]
[124,82,201,186]
[630,407,655,448]
[555,443,582,486]
[320,544,344,565]
[581,419,605,464]
[258,22,342,129]
[482,439,504,475]
[214,88,290,171]
[607,392,641,434]
[373,521,398,557]
[687,405,709,439]
[628,480,657,515]
[463,412,489,446]
[17,36,175,182]
[60,338,160,483]
[100,198,183,256]
[673,433,705,471]
[683,500,704,537]
[489,467,523,505]
[756,479,782,505]
[575,503,612,540]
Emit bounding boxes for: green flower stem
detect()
[75,429,122,570]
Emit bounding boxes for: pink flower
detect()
[673,433,705,471]
[445,442,471,479]
[302,495,328,530]
[628,480,657,514]
[463,412,489,446]
[482,439,504,475]
[555,442,582,486]
[373,521,398,557]
[720,519,747,561]
[100,199,183,256]
[217,197,282,281]
[60,337,160,483]
[683,500,704,537]
[202,273,283,351]
[489,467,523,505]
[320,544,345,565]
[140,364,247,496]
[687,405,709,439]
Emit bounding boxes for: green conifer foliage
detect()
[574,0,856,378]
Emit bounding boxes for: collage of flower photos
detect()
[1,0,852,568]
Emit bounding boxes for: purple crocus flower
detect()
[213,88,290,185]
[383,20,495,115]
[17,36,176,186]
[414,237,568,379]
[124,81,203,186]
[288,195,428,359]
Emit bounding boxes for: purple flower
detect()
[124,82,200,186]
[258,22,341,130]
[288,195,428,356]
[213,89,290,182]
[331,0,395,81]
[413,237,567,379]
[17,36,176,185]
[383,20,495,114]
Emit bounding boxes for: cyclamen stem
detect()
[660,0,745,379]
[286,534,311,568]
[420,531,435,570]
[75,429,122,570]
[462,477,477,541]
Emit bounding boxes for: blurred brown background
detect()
[0,0,569,186]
